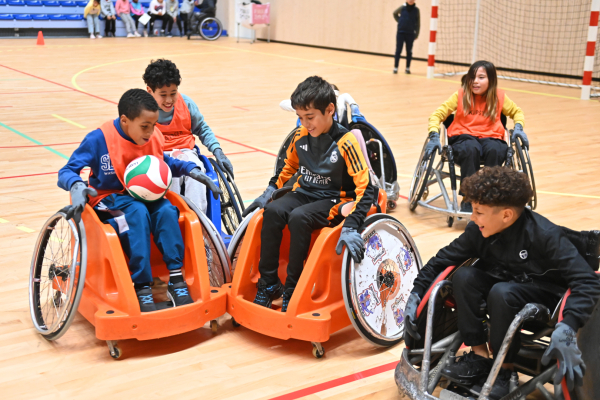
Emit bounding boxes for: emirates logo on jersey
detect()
[330,150,338,163]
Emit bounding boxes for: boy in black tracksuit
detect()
[393,1,420,74]
[242,76,377,312]
[403,167,600,399]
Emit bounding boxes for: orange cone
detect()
[36,31,45,46]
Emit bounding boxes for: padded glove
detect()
[425,131,441,158]
[189,167,222,200]
[512,123,529,148]
[542,322,586,391]
[64,181,97,223]
[242,185,276,218]
[213,148,234,180]
[335,227,365,263]
[404,292,421,342]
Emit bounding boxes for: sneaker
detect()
[405,68,411,74]
[143,30,148,37]
[134,31,141,37]
[127,33,134,38]
[136,286,157,312]
[393,68,398,74]
[167,280,194,306]
[253,279,284,308]
[96,34,103,39]
[154,29,159,36]
[281,289,293,312]
[90,33,96,39]
[460,201,473,213]
[440,351,493,386]
[471,368,513,400]
[166,33,173,38]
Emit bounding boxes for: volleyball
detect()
[124,155,172,202]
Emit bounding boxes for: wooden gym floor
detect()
[0,36,599,400]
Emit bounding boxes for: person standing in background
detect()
[179,0,194,37]
[393,0,420,74]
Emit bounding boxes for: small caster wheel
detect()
[387,200,397,210]
[311,342,325,359]
[231,317,241,327]
[447,216,454,227]
[107,340,121,360]
[422,188,429,200]
[210,320,218,333]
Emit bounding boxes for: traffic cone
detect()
[36,31,45,46]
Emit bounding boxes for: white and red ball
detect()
[124,155,172,202]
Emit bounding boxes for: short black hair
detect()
[143,59,182,91]
[118,89,159,120]
[290,76,336,115]
[462,166,533,209]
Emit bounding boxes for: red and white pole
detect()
[581,0,600,100]
[427,0,439,79]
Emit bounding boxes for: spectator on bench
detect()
[100,0,116,37]
[84,0,103,39]
[130,0,148,37]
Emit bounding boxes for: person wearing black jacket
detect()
[404,166,600,399]
[392,1,420,74]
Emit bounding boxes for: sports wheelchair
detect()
[409,114,536,227]
[187,0,223,41]
[226,131,420,358]
[395,228,600,400]
[28,188,231,360]
[277,94,401,210]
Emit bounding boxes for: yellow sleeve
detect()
[502,94,525,128]
[84,0,94,17]
[428,92,459,133]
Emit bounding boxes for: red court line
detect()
[232,106,250,111]
[269,361,398,400]
[0,171,58,180]
[0,90,72,95]
[0,141,81,148]
[215,135,277,156]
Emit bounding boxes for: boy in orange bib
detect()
[58,89,221,312]
[143,59,234,214]
[425,61,528,212]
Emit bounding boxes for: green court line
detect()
[0,121,69,160]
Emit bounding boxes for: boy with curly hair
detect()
[403,166,600,399]
[143,59,234,213]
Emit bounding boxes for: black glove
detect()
[242,185,276,218]
[189,167,222,200]
[512,123,529,148]
[425,131,441,158]
[403,292,421,342]
[335,227,365,263]
[541,322,586,391]
[213,148,234,179]
[64,181,97,223]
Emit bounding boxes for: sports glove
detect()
[404,292,421,342]
[63,181,97,223]
[335,227,365,263]
[213,148,234,179]
[242,185,276,218]
[425,131,441,157]
[541,322,586,391]
[512,123,529,148]
[189,167,222,200]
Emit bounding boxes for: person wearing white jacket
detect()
[148,0,166,36]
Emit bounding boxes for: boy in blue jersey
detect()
[58,89,222,312]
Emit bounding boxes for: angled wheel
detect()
[227,209,257,279]
[199,17,222,41]
[29,208,87,341]
[181,195,231,285]
[342,214,423,346]
[273,127,299,176]
[209,158,245,235]
[511,136,537,210]
[409,140,436,211]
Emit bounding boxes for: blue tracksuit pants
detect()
[94,193,184,284]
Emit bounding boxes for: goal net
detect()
[433,0,600,95]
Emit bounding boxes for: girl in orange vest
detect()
[143,59,234,214]
[425,60,528,212]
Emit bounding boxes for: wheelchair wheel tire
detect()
[342,214,423,347]
[273,127,299,176]
[513,138,537,210]
[29,210,87,341]
[409,142,435,211]
[199,17,222,41]
[227,209,257,279]
[209,158,244,236]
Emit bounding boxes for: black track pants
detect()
[257,192,344,291]
[394,31,415,69]
[453,266,561,363]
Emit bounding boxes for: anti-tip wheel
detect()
[210,320,218,333]
[231,317,241,327]
[108,342,122,360]
[311,342,325,359]
[387,200,397,210]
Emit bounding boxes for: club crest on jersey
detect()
[397,247,413,275]
[391,295,406,327]
[330,150,338,163]
[519,250,528,259]
[100,154,114,174]
[358,283,381,316]
[365,231,386,264]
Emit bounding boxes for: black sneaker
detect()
[440,351,493,386]
[460,201,473,213]
[405,68,411,74]
[281,289,293,312]
[168,281,194,306]
[471,368,513,400]
[253,279,284,308]
[136,286,157,312]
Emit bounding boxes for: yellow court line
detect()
[71,51,234,92]
[537,190,600,200]
[431,78,580,100]
[52,114,87,129]
[0,218,8,223]
[16,226,35,233]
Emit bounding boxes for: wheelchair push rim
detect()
[409,140,435,211]
[342,214,422,347]
[226,209,257,279]
[208,158,244,236]
[29,210,87,340]
[273,127,298,176]
[512,136,537,210]
[199,17,222,41]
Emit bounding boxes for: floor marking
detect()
[0,218,8,223]
[269,361,398,400]
[0,171,59,180]
[0,90,71,95]
[537,190,600,200]
[431,78,581,100]
[0,141,80,149]
[0,121,69,160]
[215,135,278,156]
[232,106,250,111]
[52,114,86,129]
[16,226,35,233]
[49,236,63,243]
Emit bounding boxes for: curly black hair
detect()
[118,89,159,120]
[462,166,532,208]
[291,76,336,115]
[143,59,182,91]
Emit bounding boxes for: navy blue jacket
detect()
[393,3,420,38]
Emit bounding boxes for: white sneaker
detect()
[90,33,95,39]
[127,33,134,38]
[134,31,141,37]
[143,31,148,37]
[96,34,103,39]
